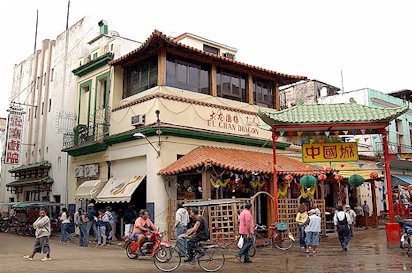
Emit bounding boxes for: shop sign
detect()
[302,142,358,162]
[5,109,24,165]
[207,110,259,135]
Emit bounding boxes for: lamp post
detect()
[133,133,160,156]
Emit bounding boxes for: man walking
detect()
[334,205,352,251]
[85,203,98,245]
[236,203,254,263]
[175,203,189,256]
[305,209,321,255]
[344,205,356,236]
[23,209,52,261]
[362,200,370,229]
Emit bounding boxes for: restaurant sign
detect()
[5,108,24,165]
[302,142,358,163]
[207,110,259,135]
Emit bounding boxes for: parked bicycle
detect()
[153,235,225,272]
[249,222,295,256]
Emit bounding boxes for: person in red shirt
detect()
[132,210,156,251]
[235,203,254,263]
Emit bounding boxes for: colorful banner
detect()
[5,109,24,165]
[302,142,358,162]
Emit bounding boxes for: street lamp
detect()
[133,132,160,156]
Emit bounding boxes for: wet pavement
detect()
[0,227,411,272]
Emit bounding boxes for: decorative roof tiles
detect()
[259,100,409,127]
[158,146,317,176]
[109,30,306,85]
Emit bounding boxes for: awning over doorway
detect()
[96,175,145,203]
[75,179,107,200]
[392,174,412,186]
[157,147,317,176]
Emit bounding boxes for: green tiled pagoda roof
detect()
[8,161,51,173]
[6,176,53,187]
[259,100,408,126]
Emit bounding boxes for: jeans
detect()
[187,234,205,259]
[176,226,187,256]
[108,221,117,240]
[237,234,253,261]
[61,223,71,241]
[79,224,88,246]
[86,221,98,244]
[97,225,107,245]
[338,226,351,248]
[298,224,306,247]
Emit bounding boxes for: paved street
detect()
[0,227,411,273]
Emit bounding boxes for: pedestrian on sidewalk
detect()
[334,205,352,251]
[59,208,71,242]
[108,207,118,241]
[123,202,137,237]
[175,202,190,256]
[305,209,321,255]
[296,203,308,249]
[74,208,81,238]
[78,209,88,247]
[96,209,109,246]
[235,203,254,263]
[85,203,98,244]
[23,209,52,261]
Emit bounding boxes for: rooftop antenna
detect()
[33,9,38,54]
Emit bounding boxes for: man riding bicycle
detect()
[180,207,209,262]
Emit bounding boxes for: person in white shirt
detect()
[175,203,190,256]
[74,209,81,238]
[305,209,322,255]
[59,208,71,243]
[334,205,352,251]
[344,205,356,237]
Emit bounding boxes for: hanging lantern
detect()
[317,174,327,181]
[284,174,293,182]
[300,175,316,189]
[334,174,343,181]
[348,174,365,187]
[370,172,379,179]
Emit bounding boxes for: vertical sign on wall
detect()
[5,108,24,165]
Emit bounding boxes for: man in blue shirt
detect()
[85,203,98,245]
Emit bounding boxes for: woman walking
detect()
[23,209,52,261]
[60,208,71,243]
[78,209,89,247]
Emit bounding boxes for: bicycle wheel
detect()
[197,247,225,272]
[125,244,138,259]
[272,232,294,250]
[153,246,181,272]
[248,245,256,257]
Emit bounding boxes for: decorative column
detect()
[272,129,279,223]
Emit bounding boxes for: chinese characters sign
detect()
[207,110,259,135]
[5,110,24,165]
[302,142,358,162]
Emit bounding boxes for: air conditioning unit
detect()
[223,52,235,60]
[131,115,146,126]
[84,164,99,177]
[75,166,85,178]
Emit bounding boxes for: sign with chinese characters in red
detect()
[302,142,358,162]
[5,110,24,165]
[207,110,259,135]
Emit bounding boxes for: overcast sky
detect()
[0,0,411,118]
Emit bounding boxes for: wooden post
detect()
[274,81,280,110]
[382,129,395,223]
[157,49,166,86]
[248,73,253,104]
[211,64,217,97]
[202,171,211,200]
[371,180,378,228]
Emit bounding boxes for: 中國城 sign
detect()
[302,142,358,162]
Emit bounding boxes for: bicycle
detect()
[399,219,412,256]
[153,235,225,272]
[249,222,295,256]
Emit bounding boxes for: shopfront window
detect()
[166,54,210,94]
[253,78,274,108]
[123,56,158,98]
[176,174,202,200]
[216,69,247,102]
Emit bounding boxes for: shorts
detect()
[132,233,141,240]
[305,231,319,246]
[33,237,50,254]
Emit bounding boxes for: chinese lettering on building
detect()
[5,110,24,165]
[207,110,259,135]
[302,142,358,162]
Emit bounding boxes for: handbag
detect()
[237,236,244,248]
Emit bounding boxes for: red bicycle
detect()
[123,229,172,259]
